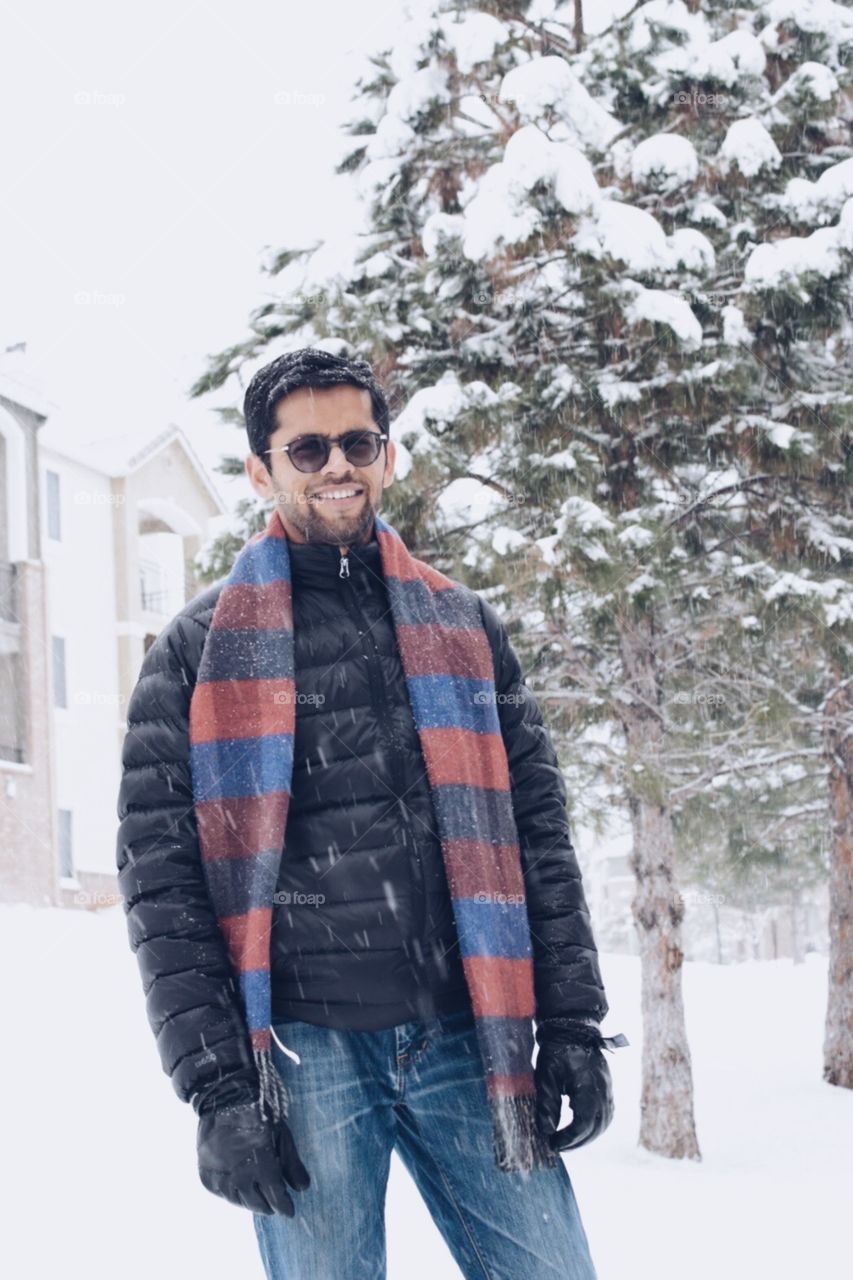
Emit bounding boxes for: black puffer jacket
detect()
[116,528,608,1110]
[269,535,471,1029]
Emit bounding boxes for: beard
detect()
[272,481,377,546]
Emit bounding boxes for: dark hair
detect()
[243,347,390,470]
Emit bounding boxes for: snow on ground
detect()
[3,901,850,1279]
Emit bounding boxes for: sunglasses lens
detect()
[342,432,381,466]
[289,438,328,472]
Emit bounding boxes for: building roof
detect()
[38,419,227,515]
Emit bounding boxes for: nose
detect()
[325,442,351,467]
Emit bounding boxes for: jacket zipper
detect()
[336,548,429,963]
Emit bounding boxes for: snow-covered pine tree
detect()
[546,0,853,1093]
[190,0,853,1149]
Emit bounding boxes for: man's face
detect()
[245,383,396,546]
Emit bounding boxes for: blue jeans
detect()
[253,1006,598,1280]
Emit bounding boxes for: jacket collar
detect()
[286,526,383,589]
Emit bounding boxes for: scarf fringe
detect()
[254,1045,290,1126]
[490,1092,560,1174]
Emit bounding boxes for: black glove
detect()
[534,1017,629,1153]
[196,1097,311,1216]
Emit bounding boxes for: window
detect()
[139,558,172,613]
[52,636,67,707]
[58,809,73,879]
[46,470,61,541]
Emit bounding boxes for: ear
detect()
[246,453,275,501]
[382,439,397,491]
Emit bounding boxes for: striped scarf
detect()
[187,504,557,1174]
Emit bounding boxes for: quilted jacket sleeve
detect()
[115,608,259,1111]
[477,596,609,1024]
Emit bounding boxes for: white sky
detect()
[0,0,416,497]
[0,0,633,506]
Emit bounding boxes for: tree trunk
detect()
[574,0,584,53]
[823,676,853,1088]
[620,611,701,1159]
[712,899,722,964]
[791,888,804,964]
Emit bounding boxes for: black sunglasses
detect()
[263,430,388,474]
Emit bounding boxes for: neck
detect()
[279,514,376,552]
[280,524,373,555]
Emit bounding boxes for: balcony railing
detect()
[140,584,174,613]
[0,561,17,624]
[139,559,174,615]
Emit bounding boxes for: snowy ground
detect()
[4,901,849,1279]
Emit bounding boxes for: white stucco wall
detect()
[39,449,121,878]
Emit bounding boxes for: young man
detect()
[116,348,624,1280]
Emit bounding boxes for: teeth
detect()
[316,489,360,500]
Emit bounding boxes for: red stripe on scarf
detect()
[418,726,511,790]
[376,529,468,596]
[196,793,291,860]
[207,578,292,630]
[464,956,535,1017]
[190,678,296,744]
[396,623,494,679]
[219,906,273,972]
[440,839,526,897]
[485,1074,538,1099]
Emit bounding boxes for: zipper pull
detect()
[339,552,350,578]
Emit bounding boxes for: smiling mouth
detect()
[311,486,365,505]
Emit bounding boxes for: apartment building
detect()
[0,376,225,909]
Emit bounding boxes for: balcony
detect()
[0,561,18,624]
[0,560,24,762]
[0,561,21,659]
[139,557,179,617]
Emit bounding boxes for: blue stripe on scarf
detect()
[239,969,272,1033]
[189,735,295,802]
[228,544,292,587]
[453,897,534,958]
[406,673,501,733]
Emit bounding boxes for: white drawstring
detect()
[271,1023,301,1064]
